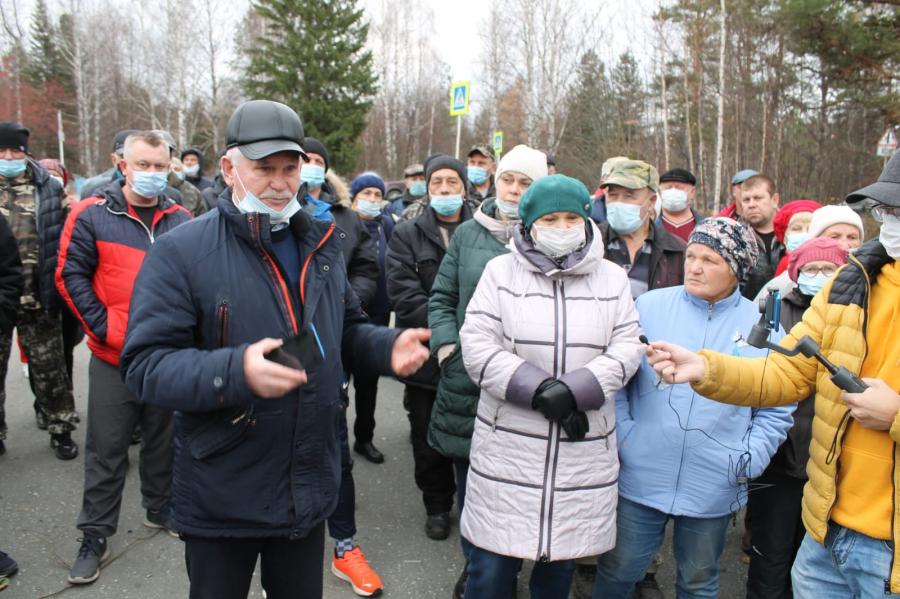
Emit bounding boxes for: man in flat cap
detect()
[656,168,704,243]
[120,100,431,599]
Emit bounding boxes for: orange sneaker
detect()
[331,546,383,596]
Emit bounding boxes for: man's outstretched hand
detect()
[392,328,432,376]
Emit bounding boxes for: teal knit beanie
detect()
[518,174,592,228]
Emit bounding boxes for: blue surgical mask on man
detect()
[130,170,169,198]
[785,232,809,252]
[430,195,463,216]
[356,199,382,219]
[606,201,648,235]
[0,159,26,178]
[300,164,325,189]
[183,164,200,177]
[409,181,426,197]
[467,166,488,185]
[797,271,830,297]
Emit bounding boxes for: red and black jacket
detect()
[55,182,191,366]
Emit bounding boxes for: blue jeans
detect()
[791,523,900,598]
[593,497,731,599]
[463,546,575,599]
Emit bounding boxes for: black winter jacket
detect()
[387,204,473,389]
[25,159,66,312]
[120,191,400,539]
[741,230,786,300]
[0,212,23,333]
[200,175,227,212]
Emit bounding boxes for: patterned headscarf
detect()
[688,217,759,282]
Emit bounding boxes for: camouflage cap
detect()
[601,159,659,192]
[600,156,629,178]
[467,144,496,161]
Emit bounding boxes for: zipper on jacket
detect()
[247,213,299,334]
[107,205,155,243]
[535,279,565,561]
[216,300,229,348]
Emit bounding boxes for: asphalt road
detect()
[0,344,749,598]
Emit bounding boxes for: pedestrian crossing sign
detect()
[450,81,471,116]
[493,131,503,154]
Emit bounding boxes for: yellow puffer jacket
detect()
[691,240,900,592]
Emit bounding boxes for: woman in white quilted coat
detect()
[459,174,644,598]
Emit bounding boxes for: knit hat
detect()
[772,199,822,242]
[602,159,660,193]
[38,158,69,186]
[350,172,385,199]
[688,217,759,283]
[806,204,865,240]
[496,145,548,183]
[0,121,29,152]
[659,168,696,186]
[180,148,204,165]
[731,169,758,185]
[302,137,330,171]
[425,155,467,189]
[518,174,592,228]
[787,237,848,283]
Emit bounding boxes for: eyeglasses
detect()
[800,265,839,276]
[872,205,900,223]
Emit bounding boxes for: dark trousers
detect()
[76,355,173,538]
[746,468,807,599]
[351,311,388,445]
[455,459,474,560]
[184,523,325,599]
[464,546,575,599]
[327,406,356,541]
[406,384,455,515]
[0,308,76,436]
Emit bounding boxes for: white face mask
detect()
[660,188,689,213]
[532,224,586,258]
[880,215,900,259]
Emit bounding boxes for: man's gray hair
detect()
[123,131,168,160]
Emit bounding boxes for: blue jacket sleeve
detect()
[120,234,251,412]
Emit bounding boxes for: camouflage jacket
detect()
[0,160,66,311]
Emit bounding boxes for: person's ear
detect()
[773,192,781,206]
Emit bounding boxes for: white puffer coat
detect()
[459,222,643,562]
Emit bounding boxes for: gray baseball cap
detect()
[226,100,308,160]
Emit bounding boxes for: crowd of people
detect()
[0,100,898,599]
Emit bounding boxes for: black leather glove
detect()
[560,411,589,441]
[532,378,577,422]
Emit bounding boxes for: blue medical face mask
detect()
[467,166,488,185]
[430,195,464,216]
[233,168,300,229]
[0,158,27,178]
[496,198,520,220]
[130,170,169,198]
[409,180,426,197]
[797,272,830,297]
[300,164,325,189]
[606,201,647,235]
[785,232,809,252]
[356,199,382,218]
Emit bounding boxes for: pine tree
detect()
[24,0,68,88]
[241,0,378,173]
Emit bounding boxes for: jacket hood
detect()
[511,219,605,276]
[474,198,517,246]
[324,171,351,208]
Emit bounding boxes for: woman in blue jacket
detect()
[594,218,796,599]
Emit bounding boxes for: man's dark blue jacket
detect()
[120,190,400,539]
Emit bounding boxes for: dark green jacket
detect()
[427,199,514,458]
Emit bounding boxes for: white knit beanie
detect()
[807,204,865,239]
[496,145,548,183]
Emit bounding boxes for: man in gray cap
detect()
[466,144,496,204]
[120,100,431,599]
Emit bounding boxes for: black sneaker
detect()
[144,508,179,538]
[425,512,450,540]
[50,432,78,460]
[0,550,18,577]
[0,440,6,456]
[67,537,109,584]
